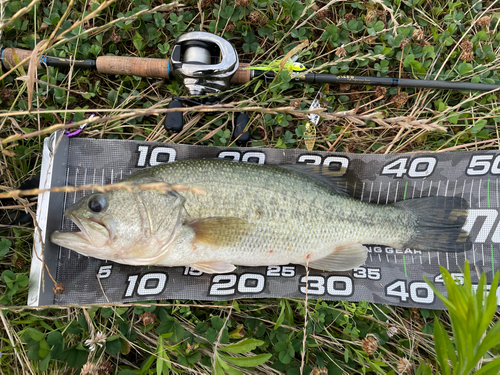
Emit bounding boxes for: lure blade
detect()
[304,96,321,151]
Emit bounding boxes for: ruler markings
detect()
[60,167,72,260]
[473,243,476,265]
[478,179,482,208]
[492,245,495,275]
[80,168,88,260]
[497,178,499,208]
[73,169,79,204]
[92,168,96,193]
[470,180,474,209]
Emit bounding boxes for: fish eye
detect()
[88,194,107,213]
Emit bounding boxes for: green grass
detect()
[1,0,500,374]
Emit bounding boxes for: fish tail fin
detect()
[395,196,471,252]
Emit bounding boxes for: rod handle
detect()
[1,48,40,68]
[95,56,171,79]
[231,63,252,84]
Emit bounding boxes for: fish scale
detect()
[51,159,471,273]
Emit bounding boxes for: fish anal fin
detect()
[190,261,236,274]
[187,217,249,246]
[308,243,368,272]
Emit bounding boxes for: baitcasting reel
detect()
[170,31,239,96]
[166,31,250,143]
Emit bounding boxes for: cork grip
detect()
[96,56,171,79]
[231,63,252,84]
[1,48,40,69]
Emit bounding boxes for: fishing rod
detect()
[2,31,500,140]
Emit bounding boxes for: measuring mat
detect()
[28,133,500,308]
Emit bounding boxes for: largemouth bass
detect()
[51,159,470,273]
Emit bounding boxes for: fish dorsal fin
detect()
[308,243,368,272]
[278,164,358,196]
[190,261,236,274]
[187,217,249,247]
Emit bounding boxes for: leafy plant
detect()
[0,239,11,260]
[425,261,500,374]
[0,270,29,304]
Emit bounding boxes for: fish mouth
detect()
[51,211,111,250]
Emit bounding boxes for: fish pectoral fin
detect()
[190,261,236,274]
[308,243,368,272]
[187,217,249,246]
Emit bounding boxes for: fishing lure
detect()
[247,56,306,73]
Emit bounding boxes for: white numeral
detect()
[237,274,265,293]
[381,157,436,178]
[136,146,177,167]
[124,275,138,298]
[137,146,149,167]
[407,157,436,178]
[434,273,464,285]
[266,266,296,277]
[467,155,494,176]
[385,280,410,301]
[409,282,434,304]
[209,275,237,296]
[97,265,112,279]
[299,276,325,295]
[241,152,266,164]
[209,273,265,295]
[382,158,408,178]
[463,209,498,243]
[323,156,349,176]
[124,273,168,297]
[183,267,203,276]
[326,276,353,296]
[353,267,381,280]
